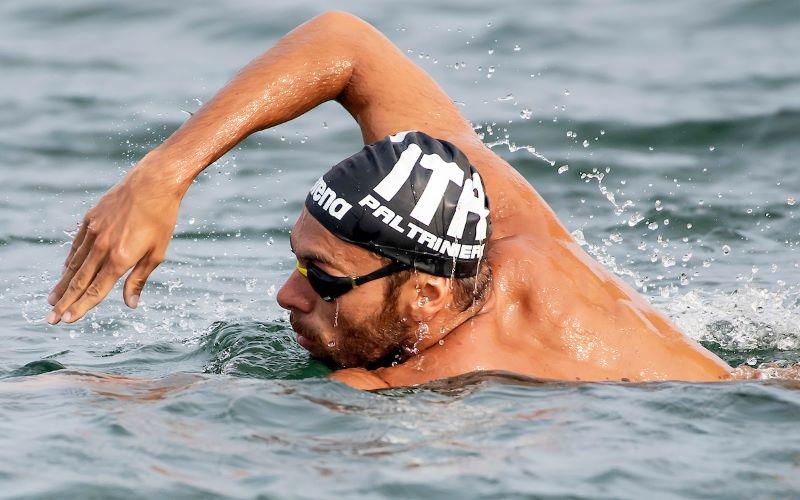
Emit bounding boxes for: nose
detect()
[276,269,314,313]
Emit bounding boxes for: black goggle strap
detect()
[352,260,411,287]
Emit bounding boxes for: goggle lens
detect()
[295,260,409,302]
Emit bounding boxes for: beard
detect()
[291,294,418,370]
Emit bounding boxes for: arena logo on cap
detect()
[308,176,353,220]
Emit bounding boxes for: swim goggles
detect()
[295,260,410,301]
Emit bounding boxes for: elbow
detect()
[314,10,368,27]
[308,10,375,39]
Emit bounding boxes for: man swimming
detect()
[46,12,741,389]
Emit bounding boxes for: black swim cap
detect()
[304,130,491,278]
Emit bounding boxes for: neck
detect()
[413,285,495,353]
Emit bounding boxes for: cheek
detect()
[301,287,384,338]
[328,288,390,341]
[344,283,389,318]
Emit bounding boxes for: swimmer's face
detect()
[277,210,419,368]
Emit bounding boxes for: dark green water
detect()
[1,0,799,498]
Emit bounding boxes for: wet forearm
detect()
[128,12,363,194]
[329,368,390,390]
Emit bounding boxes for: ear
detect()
[397,274,451,323]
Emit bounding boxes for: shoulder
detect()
[486,234,555,282]
[482,233,574,319]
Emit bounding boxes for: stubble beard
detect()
[292,292,418,370]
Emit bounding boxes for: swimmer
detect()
[44,12,781,389]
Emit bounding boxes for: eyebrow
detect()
[289,234,339,269]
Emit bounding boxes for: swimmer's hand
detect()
[47,163,181,324]
[731,363,800,381]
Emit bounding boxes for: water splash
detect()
[665,285,800,353]
[485,138,555,167]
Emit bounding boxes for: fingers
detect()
[123,254,163,309]
[47,248,106,324]
[48,233,95,306]
[62,221,88,273]
[59,264,127,323]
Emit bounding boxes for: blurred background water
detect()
[1,0,799,498]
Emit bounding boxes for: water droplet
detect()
[327,341,336,348]
[788,196,797,206]
[679,273,688,285]
[438,339,445,345]
[564,89,570,96]
[709,145,716,151]
[609,232,622,243]
[582,140,589,148]
[267,284,276,296]
[722,245,731,255]
[661,255,676,267]
[663,219,670,226]
[520,108,532,119]
[654,200,663,211]
[188,217,195,225]
[557,165,569,174]
[488,48,494,55]
[571,229,587,246]
[648,222,659,230]
[513,44,521,52]
[627,212,644,227]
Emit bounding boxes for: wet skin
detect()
[48,11,739,388]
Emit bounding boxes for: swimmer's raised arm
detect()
[47,11,489,324]
[49,11,560,325]
[144,10,479,188]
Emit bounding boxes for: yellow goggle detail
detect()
[296,262,308,277]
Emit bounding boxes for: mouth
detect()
[289,314,321,353]
[296,334,315,350]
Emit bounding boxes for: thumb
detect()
[123,254,162,308]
